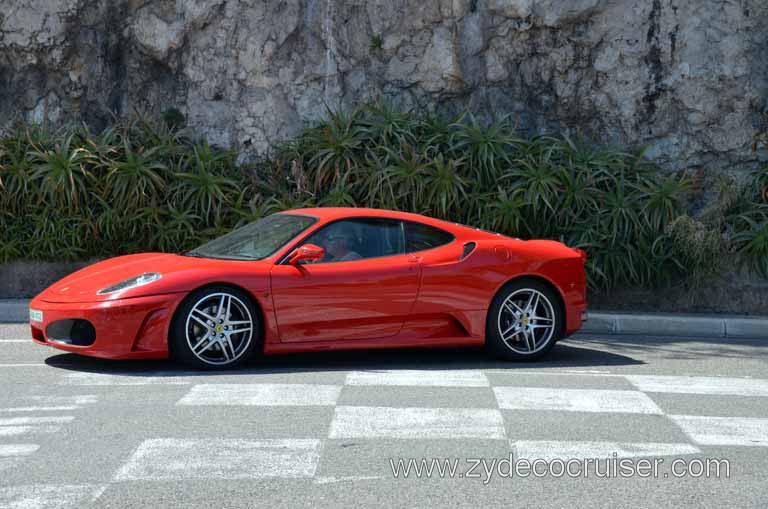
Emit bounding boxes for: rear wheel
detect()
[170,286,261,369]
[486,279,563,361]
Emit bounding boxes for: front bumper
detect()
[29,293,186,360]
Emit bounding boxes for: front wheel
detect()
[170,286,261,369]
[486,280,563,361]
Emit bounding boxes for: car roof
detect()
[280,207,503,239]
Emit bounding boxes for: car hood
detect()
[36,253,270,303]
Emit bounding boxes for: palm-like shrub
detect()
[2,101,762,291]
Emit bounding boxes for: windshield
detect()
[186,213,316,261]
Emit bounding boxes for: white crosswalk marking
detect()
[0,444,39,457]
[670,415,768,447]
[494,387,663,414]
[177,383,341,406]
[626,375,768,397]
[0,395,99,412]
[512,440,701,461]
[0,484,106,507]
[60,372,190,385]
[0,416,74,426]
[1,406,79,412]
[114,438,322,480]
[0,425,62,436]
[346,370,489,387]
[329,406,506,439]
[0,416,74,437]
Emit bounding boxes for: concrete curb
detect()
[1,299,766,339]
[583,312,767,340]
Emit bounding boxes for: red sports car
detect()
[29,208,587,369]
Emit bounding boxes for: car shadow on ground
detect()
[43,339,645,377]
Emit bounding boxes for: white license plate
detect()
[29,309,43,323]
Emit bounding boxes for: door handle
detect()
[408,256,422,263]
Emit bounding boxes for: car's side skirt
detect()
[262,335,485,355]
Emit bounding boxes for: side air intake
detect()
[460,242,476,260]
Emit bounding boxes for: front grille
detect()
[46,319,96,346]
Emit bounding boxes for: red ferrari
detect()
[29,208,587,369]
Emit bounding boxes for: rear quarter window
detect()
[404,221,455,253]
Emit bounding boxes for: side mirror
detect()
[286,243,325,265]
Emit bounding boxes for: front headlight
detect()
[97,272,162,295]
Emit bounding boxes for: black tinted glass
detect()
[304,218,405,262]
[405,222,454,252]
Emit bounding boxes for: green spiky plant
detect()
[2,102,762,293]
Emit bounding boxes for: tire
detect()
[486,279,564,361]
[170,285,261,370]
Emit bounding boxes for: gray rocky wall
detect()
[1,0,767,171]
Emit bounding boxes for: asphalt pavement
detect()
[1,324,767,508]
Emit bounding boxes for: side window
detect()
[404,222,454,253]
[302,218,405,263]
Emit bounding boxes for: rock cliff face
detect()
[1,0,767,169]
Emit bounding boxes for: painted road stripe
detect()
[0,363,47,368]
[0,416,74,426]
[1,395,98,413]
[114,438,322,480]
[0,406,79,412]
[0,339,31,343]
[61,372,190,385]
[494,387,663,414]
[29,394,98,405]
[484,370,623,377]
[626,375,768,397]
[177,383,341,406]
[0,426,61,436]
[0,444,39,457]
[670,415,768,447]
[512,440,700,461]
[0,485,105,507]
[329,406,506,439]
[346,370,489,387]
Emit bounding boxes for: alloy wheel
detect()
[496,288,556,355]
[185,292,254,366]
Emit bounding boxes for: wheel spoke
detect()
[195,337,216,355]
[531,315,553,324]
[503,328,523,342]
[229,326,251,335]
[525,292,539,313]
[225,336,237,359]
[191,332,211,352]
[500,323,517,340]
[216,295,227,319]
[503,300,524,316]
[192,308,215,323]
[190,314,210,329]
[228,320,251,326]
[523,329,535,351]
[220,340,231,361]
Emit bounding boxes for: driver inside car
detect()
[319,226,362,262]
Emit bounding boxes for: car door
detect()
[269,218,421,342]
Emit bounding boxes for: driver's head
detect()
[322,227,355,258]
